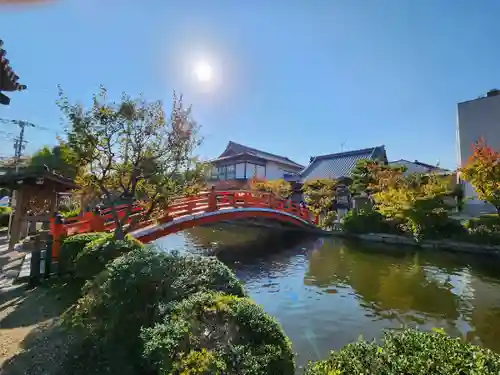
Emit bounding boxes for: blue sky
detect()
[1,0,499,169]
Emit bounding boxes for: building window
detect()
[245,163,265,179]
[226,164,236,179]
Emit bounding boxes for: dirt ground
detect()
[0,282,80,375]
[0,230,79,375]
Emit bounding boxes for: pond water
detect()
[155,226,500,370]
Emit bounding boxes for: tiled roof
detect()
[389,159,446,171]
[300,146,386,181]
[218,141,304,169]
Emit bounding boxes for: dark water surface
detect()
[155,226,500,370]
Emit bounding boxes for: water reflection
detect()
[155,227,500,369]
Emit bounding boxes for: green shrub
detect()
[60,208,81,218]
[58,232,109,274]
[342,208,392,234]
[461,215,500,245]
[402,209,467,241]
[304,329,500,375]
[0,206,11,227]
[142,291,295,375]
[73,234,143,281]
[62,248,246,375]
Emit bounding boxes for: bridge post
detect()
[49,213,65,260]
[208,186,217,212]
[267,193,274,209]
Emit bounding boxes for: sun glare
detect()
[194,62,213,82]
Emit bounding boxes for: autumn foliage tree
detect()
[460,138,500,215]
[350,159,406,196]
[249,177,293,199]
[58,87,205,239]
[371,167,455,240]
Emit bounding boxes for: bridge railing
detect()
[49,189,318,259]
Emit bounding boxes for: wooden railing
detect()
[50,190,317,258]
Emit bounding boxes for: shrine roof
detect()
[0,167,78,190]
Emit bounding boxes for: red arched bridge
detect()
[49,190,319,257]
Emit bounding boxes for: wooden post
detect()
[44,235,53,278]
[208,186,217,212]
[8,188,24,251]
[267,193,273,209]
[29,235,41,286]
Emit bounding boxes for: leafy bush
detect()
[60,208,81,218]
[342,208,392,234]
[0,206,11,227]
[141,291,295,375]
[304,329,500,375]
[62,248,246,375]
[403,210,468,241]
[73,233,143,281]
[462,215,500,245]
[58,232,109,274]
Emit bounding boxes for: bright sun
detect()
[194,62,213,82]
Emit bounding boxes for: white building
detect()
[207,141,304,189]
[457,89,500,216]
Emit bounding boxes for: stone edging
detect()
[325,231,500,256]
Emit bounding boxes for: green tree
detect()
[29,143,79,179]
[58,87,203,239]
[460,138,500,215]
[301,178,337,228]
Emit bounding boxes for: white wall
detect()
[235,163,245,179]
[265,161,301,180]
[457,94,500,214]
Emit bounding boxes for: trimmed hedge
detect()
[304,329,500,375]
[58,232,110,274]
[142,291,295,375]
[62,248,246,375]
[73,234,143,281]
[0,206,11,227]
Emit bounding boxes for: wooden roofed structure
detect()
[0,167,78,249]
[0,39,27,105]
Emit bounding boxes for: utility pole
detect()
[0,118,35,173]
[340,141,346,152]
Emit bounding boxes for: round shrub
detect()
[0,206,11,227]
[73,233,143,281]
[62,248,246,374]
[141,291,295,375]
[58,232,109,274]
[304,329,500,375]
[342,208,392,234]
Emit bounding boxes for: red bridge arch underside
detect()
[129,207,318,244]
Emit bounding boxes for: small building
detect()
[0,167,78,250]
[0,39,27,105]
[388,159,448,175]
[457,89,500,216]
[299,145,388,182]
[207,141,304,189]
